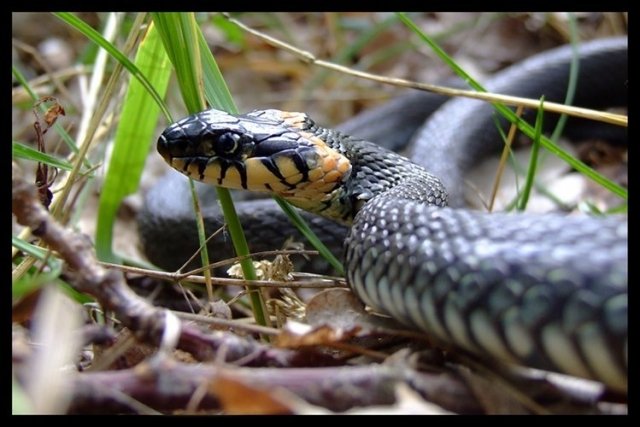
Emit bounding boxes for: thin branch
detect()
[12,163,340,368]
[101,260,347,289]
[221,13,627,127]
[67,358,478,414]
[174,311,280,336]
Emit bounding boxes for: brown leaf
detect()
[305,288,403,333]
[305,288,367,328]
[43,102,65,128]
[274,322,360,348]
[210,375,293,414]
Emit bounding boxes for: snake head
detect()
[157,108,352,201]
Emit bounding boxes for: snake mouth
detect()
[157,108,352,199]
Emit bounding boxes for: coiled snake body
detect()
[141,38,627,391]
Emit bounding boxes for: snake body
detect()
[141,38,627,391]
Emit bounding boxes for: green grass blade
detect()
[153,13,219,310]
[53,12,172,122]
[151,12,270,330]
[397,12,627,202]
[95,22,172,262]
[12,237,63,297]
[12,141,74,171]
[274,197,344,274]
[152,12,206,113]
[517,97,544,211]
[12,236,50,260]
[154,13,238,111]
[197,29,237,109]
[12,265,63,299]
[210,13,246,47]
[549,13,579,142]
[506,15,580,212]
[580,200,628,216]
[397,13,484,92]
[304,14,400,93]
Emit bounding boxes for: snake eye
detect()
[218,132,241,155]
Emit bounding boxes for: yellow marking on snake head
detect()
[321,156,337,173]
[273,156,303,186]
[169,158,188,175]
[280,111,309,129]
[264,180,292,193]
[300,132,352,178]
[244,158,279,189]
[200,162,222,184]
[308,167,324,182]
[266,130,353,201]
[224,167,243,187]
[185,160,241,189]
[336,156,351,175]
[285,172,304,186]
[323,170,343,183]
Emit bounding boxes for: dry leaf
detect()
[305,288,367,328]
[210,375,294,414]
[275,322,360,348]
[43,102,65,127]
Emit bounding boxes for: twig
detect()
[174,311,280,336]
[221,13,627,127]
[12,163,339,368]
[101,261,347,289]
[66,359,478,414]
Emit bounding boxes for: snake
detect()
[139,37,628,392]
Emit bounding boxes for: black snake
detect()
[139,37,627,391]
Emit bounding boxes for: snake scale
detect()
[139,37,628,391]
